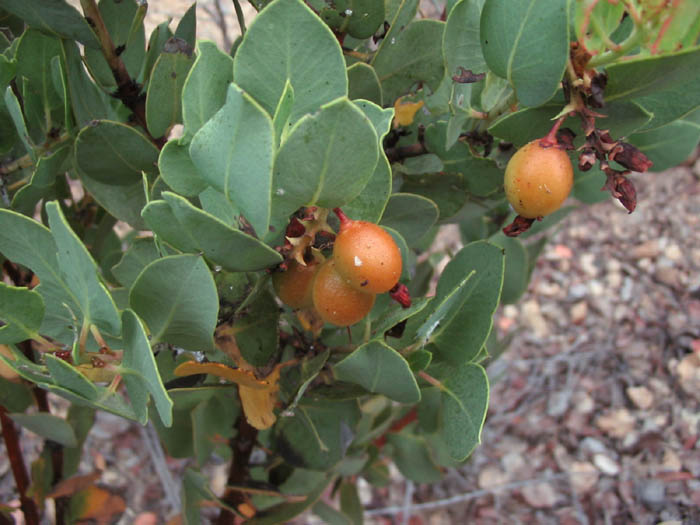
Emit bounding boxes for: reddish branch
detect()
[0,405,40,525]
[215,414,259,524]
[79,0,163,147]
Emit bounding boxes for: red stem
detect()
[333,207,350,227]
[0,405,40,525]
[540,115,568,147]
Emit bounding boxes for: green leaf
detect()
[480,0,570,107]
[246,475,331,525]
[372,19,446,103]
[145,192,282,271]
[343,154,391,223]
[60,40,114,127]
[112,238,161,290]
[372,296,431,337]
[121,309,174,426]
[275,399,360,471]
[0,376,34,413]
[272,79,295,146]
[44,354,98,401]
[9,412,78,448]
[174,2,197,46]
[401,173,467,222]
[233,0,347,123]
[380,193,439,245]
[636,74,700,131]
[271,97,379,224]
[75,120,159,185]
[339,481,363,525]
[433,362,489,460]
[78,173,148,229]
[375,0,419,64]
[430,241,504,364]
[46,201,121,336]
[11,145,70,215]
[0,209,75,339]
[628,118,700,172]
[333,340,420,404]
[146,39,194,138]
[191,394,237,466]
[284,350,330,414]
[16,29,63,112]
[83,0,146,87]
[313,501,352,525]
[1,0,99,49]
[604,46,700,103]
[424,122,503,196]
[489,232,528,304]
[444,0,487,78]
[386,433,442,483]
[142,21,173,86]
[488,99,652,146]
[573,166,608,204]
[0,283,44,344]
[190,83,274,236]
[233,291,279,367]
[129,254,218,351]
[181,40,234,140]
[347,63,382,105]
[4,85,34,156]
[158,139,208,197]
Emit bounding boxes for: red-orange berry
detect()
[332,209,402,294]
[272,260,318,309]
[312,258,376,327]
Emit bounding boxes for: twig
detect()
[215,413,259,524]
[400,480,414,525]
[232,0,247,35]
[365,473,570,515]
[79,0,161,145]
[202,0,232,50]
[0,405,41,525]
[139,422,181,516]
[0,154,34,176]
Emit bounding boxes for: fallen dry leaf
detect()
[393,96,424,127]
[596,408,635,438]
[47,471,101,499]
[626,385,654,410]
[70,486,125,525]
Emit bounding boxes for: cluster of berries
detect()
[274,208,402,327]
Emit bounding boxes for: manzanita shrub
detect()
[0,0,698,522]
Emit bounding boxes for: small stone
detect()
[478,466,509,489]
[522,300,548,337]
[569,283,588,299]
[638,479,666,511]
[569,461,599,493]
[521,482,559,508]
[596,408,636,439]
[593,454,620,476]
[580,253,598,276]
[665,243,682,262]
[547,391,570,417]
[676,354,700,399]
[661,449,682,472]
[626,385,654,410]
[655,267,681,288]
[581,437,608,455]
[501,451,526,475]
[588,280,604,296]
[630,240,660,259]
[573,391,595,414]
[570,301,588,324]
[606,272,622,289]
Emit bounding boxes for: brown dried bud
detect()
[502,215,536,237]
[556,128,576,150]
[578,148,596,171]
[608,142,653,173]
[589,72,607,108]
[616,178,637,213]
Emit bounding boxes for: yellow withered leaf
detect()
[393,96,424,127]
[173,361,268,390]
[239,360,297,430]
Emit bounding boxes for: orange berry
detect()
[332,212,402,294]
[504,139,574,219]
[312,259,376,327]
[272,260,317,309]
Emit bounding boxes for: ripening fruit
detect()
[504,139,574,219]
[272,260,318,309]
[332,213,402,294]
[312,258,376,327]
